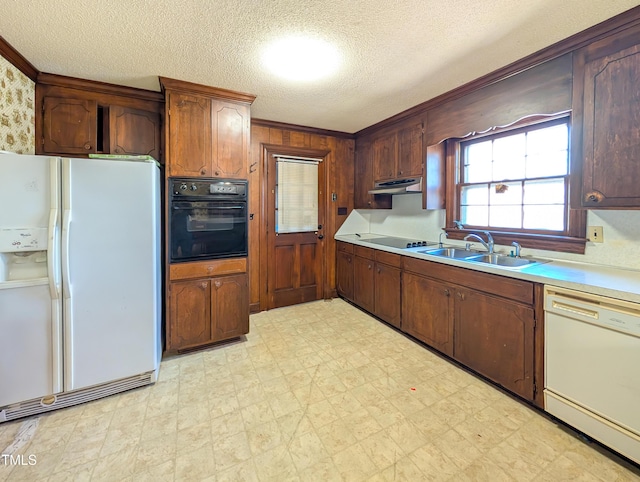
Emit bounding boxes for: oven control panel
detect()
[171,178,247,197]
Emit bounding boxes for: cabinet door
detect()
[354,140,391,209]
[373,133,397,181]
[336,251,354,300]
[573,29,640,208]
[397,123,423,178]
[453,288,534,400]
[167,92,212,177]
[110,106,161,159]
[211,273,249,341]
[168,279,213,351]
[42,96,97,154]
[353,255,375,313]
[374,263,401,328]
[402,272,453,355]
[211,100,249,178]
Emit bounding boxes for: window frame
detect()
[444,115,587,254]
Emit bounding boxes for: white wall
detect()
[341,194,640,271]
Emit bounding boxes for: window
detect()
[446,117,586,253]
[275,157,319,233]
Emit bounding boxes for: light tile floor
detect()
[1,299,639,481]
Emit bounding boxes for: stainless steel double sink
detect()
[416,247,548,269]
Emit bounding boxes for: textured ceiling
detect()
[1,1,638,133]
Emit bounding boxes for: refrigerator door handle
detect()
[47,208,60,299]
[61,208,72,299]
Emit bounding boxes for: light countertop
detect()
[335,233,640,304]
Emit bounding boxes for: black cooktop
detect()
[365,236,437,249]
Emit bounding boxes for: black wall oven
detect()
[170,178,248,263]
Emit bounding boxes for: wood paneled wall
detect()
[249,120,354,313]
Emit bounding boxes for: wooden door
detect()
[336,250,354,301]
[373,132,397,181]
[397,122,423,178]
[453,288,535,400]
[167,92,211,177]
[211,100,249,178]
[211,274,249,341]
[374,263,401,328]
[353,255,375,314]
[266,155,326,309]
[402,272,453,355]
[110,106,161,159]
[573,28,640,208]
[42,96,97,154]
[168,279,212,351]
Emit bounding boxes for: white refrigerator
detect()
[0,153,161,421]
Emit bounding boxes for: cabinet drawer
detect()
[403,256,533,305]
[354,246,375,259]
[170,258,247,281]
[337,241,354,254]
[375,250,401,268]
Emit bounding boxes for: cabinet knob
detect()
[584,191,604,203]
[200,282,207,290]
[214,280,222,288]
[215,171,220,176]
[377,267,381,274]
[200,169,206,175]
[115,147,122,153]
[368,264,372,270]
[456,292,465,300]
[84,143,91,150]
[444,289,450,297]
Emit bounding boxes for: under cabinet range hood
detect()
[368,177,422,195]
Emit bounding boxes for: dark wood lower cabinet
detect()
[336,250,354,301]
[340,246,541,404]
[453,287,535,400]
[402,272,453,356]
[353,255,375,313]
[375,263,401,328]
[168,273,249,353]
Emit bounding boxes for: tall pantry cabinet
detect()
[160,77,255,354]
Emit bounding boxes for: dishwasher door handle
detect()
[551,300,599,320]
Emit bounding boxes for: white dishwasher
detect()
[544,286,640,464]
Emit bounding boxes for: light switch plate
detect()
[588,226,604,243]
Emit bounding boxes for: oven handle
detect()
[171,203,246,210]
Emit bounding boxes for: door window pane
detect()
[276,158,319,233]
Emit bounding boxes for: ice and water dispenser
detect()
[0,228,49,282]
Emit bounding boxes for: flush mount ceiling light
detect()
[262,36,341,82]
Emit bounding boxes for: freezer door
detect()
[0,284,60,406]
[62,158,160,391]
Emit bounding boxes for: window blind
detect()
[275,156,320,233]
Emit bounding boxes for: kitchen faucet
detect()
[463,231,494,254]
[439,230,448,247]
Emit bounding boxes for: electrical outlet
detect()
[588,226,604,243]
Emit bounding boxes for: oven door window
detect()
[171,201,247,262]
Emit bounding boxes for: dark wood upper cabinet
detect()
[373,132,397,181]
[211,100,250,178]
[36,74,164,161]
[572,26,640,208]
[397,122,423,178]
[166,92,212,177]
[42,96,97,154]
[160,77,255,180]
[354,139,391,209]
[109,106,161,159]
